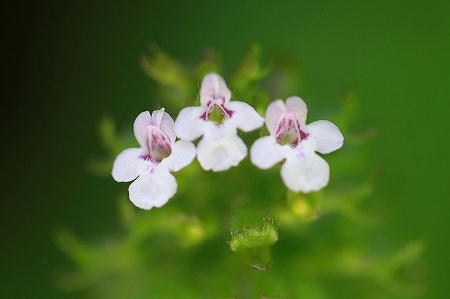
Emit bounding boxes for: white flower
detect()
[112,108,196,210]
[174,73,264,171]
[250,97,344,192]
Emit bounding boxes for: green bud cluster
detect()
[230,219,278,252]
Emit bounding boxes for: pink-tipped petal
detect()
[265,99,286,135]
[134,111,152,148]
[200,73,231,105]
[151,109,176,143]
[286,96,308,124]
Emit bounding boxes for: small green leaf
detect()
[140,45,196,109]
[99,115,117,152]
[195,50,221,80]
[230,44,271,101]
[336,90,360,133]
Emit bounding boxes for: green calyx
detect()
[230,219,278,252]
[208,105,227,123]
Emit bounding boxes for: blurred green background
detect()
[2,0,449,298]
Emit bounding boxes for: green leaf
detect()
[195,50,221,81]
[336,90,360,133]
[140,45,196,108]
[230,44,271,101]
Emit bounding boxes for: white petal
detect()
[227,101,264,132]
[265,100,286,135]
[174,106,206,141]
[286,96,307,124]
[197,133,247,172]
[160,140,196,172]
[281,153,330,192]
[250,136,287,169]
[128,169,177,210]
[200,73,231,105]
[134,111,152,147]
[151,109,176,143]
[306,120,344,154]
[112,148,145,182]
[175,106,206,140]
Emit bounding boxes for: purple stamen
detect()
[210,95,226,104]
[222,106,234,117]
[300,130,309,140]
[139,154,152,161]
[276,116,309,147]
[200,111,208,121]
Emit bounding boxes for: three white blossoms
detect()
[112,73,344,210]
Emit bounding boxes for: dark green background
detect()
[2,0,449,298]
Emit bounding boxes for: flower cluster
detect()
[112,73,343,209]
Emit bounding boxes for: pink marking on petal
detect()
[276,115,309,147]
[198,100,234,124]
[144,125,172,163]
[222,106,234,117]
[300,130,309,140]
[200,110,208,120]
